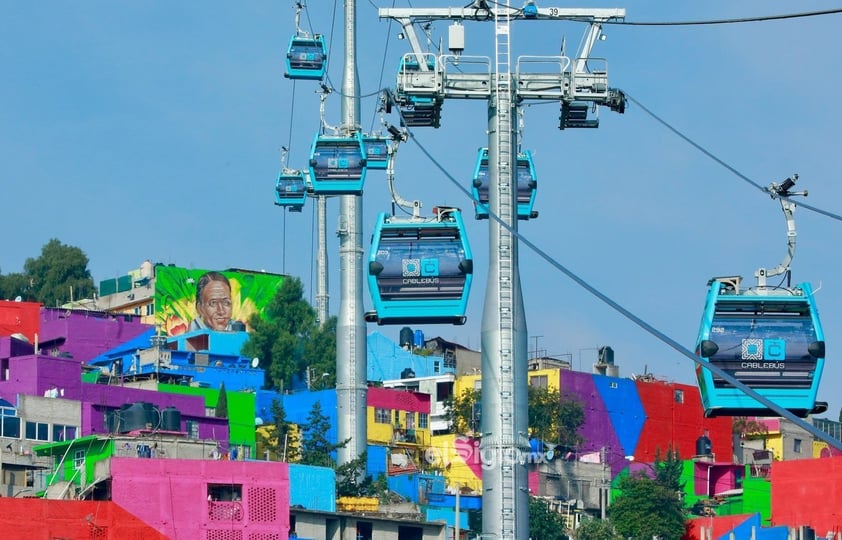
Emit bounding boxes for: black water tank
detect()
[105,411,118,433]
[119,402,147,432]
[141,402,158,429]
[598,346,614,365]
[161,406,182,431]
[696,434,712,456]
[399,327,414,348]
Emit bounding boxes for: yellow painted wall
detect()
[428,433,482,492]
[528,368,560,392]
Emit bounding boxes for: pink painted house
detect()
[110,457,290,538]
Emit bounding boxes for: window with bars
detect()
[375,408,391,424]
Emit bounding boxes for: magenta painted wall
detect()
[111,457,290,538]
[367,386,431,413]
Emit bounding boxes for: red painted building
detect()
[634,380,733,462]
[771,454,842,534]
[0,300,40,343]
[0,498,167,539]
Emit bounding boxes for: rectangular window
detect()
[794,438,802,453]
[186,420,199,439]
[207,483,243,502]
[394,410,401,425]
[674,390,684,404]
[74,449,85,468]
[25,421,49,441]
[375,408,390,424]
[529,375,548,388]
[418,413,429,429]
[52,425,77,442]
[433,361,441,373]
[145,304,155,316]
[2,416,20,438]
[405,412,416,430]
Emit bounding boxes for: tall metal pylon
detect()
[316,195,329,326]
[479,3,530,538]
[379,5,626,538]
[336,0,367,471]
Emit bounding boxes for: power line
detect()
[623,91,842,223]
[406,130,842,452]
[605,8,842,26]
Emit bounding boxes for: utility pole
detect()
[316,194,329,326]
[336,0,367,472]
[379,4,626,538]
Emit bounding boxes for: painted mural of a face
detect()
[195,272,233,331]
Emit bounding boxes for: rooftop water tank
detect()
[399,327,413,348]
[161,406,182,432]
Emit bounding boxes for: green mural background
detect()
[154,266,284,336]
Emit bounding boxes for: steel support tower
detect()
[336,0,367,470]
[379,4,626,538]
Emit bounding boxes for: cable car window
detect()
[706,314,818,389]
[276,177,305,197]
[311,143,364,180]
[516,158,535,203]
[288,41,325,70]
[372,237,469,301]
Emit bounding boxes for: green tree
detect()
[215,382,228,418]
[575,517,623,540]
[443,387,481,434]
[304,316,337,389]
[256,399,299,462]
[335,451,389,499]
[0,239,94,305]
[609,449,687,540]
[529,497,569,540]
[445,386,585,446]
[241,277,335,390]
[299,401,349,467]
[528,386,585,449]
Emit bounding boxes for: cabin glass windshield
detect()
[706,312,818,388]
[373,234,468,301]
[311,143,363,180]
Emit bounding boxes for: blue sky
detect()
[3,2,842,421]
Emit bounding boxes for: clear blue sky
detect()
[3,2,842,421]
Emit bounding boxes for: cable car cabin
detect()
[308,133,367,195]
[397,95,443,128]
[695,278,826,418]
[285,35,327,80]
[274,171,308,212]
[366,208,473,326]
[471,148,538,220]
[363,136,389,170]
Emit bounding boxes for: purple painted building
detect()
[38,308,153,363]
[0,350,228,443]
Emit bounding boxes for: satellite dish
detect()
[251,358,260,368]
[14,296,22,302]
